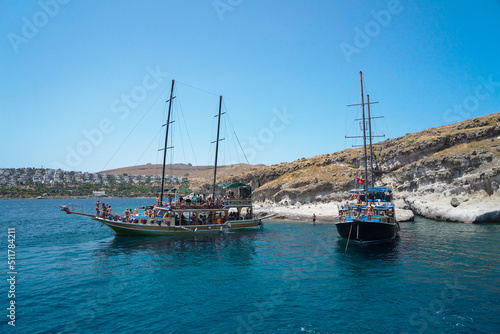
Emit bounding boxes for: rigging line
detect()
[226,118,236,166]
[176,94,199,166]
[175,80,219,97]
[223,101,249,165]
[134,127,162,166]
[168,111,175,178]
[100,81,171,172]
[222,101,233,163]
[176,105,188,166]
[226,118,232,165]
[234,130,250,164]
[155,101,169,179]
[208,104,217,166]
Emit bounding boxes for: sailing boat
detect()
[335,72,399,243]
[60,80,264,236]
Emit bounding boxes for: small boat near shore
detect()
[335,72,399,244]
[60,80,264,236]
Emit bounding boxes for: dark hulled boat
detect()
[335,72,399,244]
[336,186,399,243]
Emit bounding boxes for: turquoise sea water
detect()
[1,198,499,333]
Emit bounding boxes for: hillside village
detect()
[0,168,186,198]
[0,168,184,187]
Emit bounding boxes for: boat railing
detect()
[166,200,252,210]
[169,204,225,210]
[99,212,257,226]
[339,204,395,222]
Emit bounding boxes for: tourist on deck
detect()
[99,204,105,218]
[366,204,373,220]
[387,208,394,217]
[356,198,363,217]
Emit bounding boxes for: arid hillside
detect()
[221,112,500,208]
[101,163,265,189]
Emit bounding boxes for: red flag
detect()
[357,177,364,184]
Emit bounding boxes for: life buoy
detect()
[352,194,357,199]
[180,204,186,209]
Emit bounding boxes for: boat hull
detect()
[335,220,398,243]
[93,217,262,236]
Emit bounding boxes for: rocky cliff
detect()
[222,113,500,223]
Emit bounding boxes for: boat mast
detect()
[359,71,368,195]
[212,95,223,201]
[367,94,375,189]
[160,79,175,205]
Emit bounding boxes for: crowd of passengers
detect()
[120,210,253,225]
[94,193,253,224]
[152,191,249,208]
[340,196,394,220]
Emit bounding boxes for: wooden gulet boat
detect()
[335,72,400,244]
[60,80,264,236]
[61,197,261,236]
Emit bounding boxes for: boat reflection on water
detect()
[92,229,262,266]
[335,237,400,261]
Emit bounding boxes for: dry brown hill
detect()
[100,163,265,189]
[221,112,500,205]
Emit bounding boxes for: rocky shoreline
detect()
[254,193,499,224]
[403,193,500,223]
[254,200,415,223]
[226,113,500,224]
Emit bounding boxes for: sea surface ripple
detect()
[1,198,499,333]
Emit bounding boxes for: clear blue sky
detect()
[1,0,499,173]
